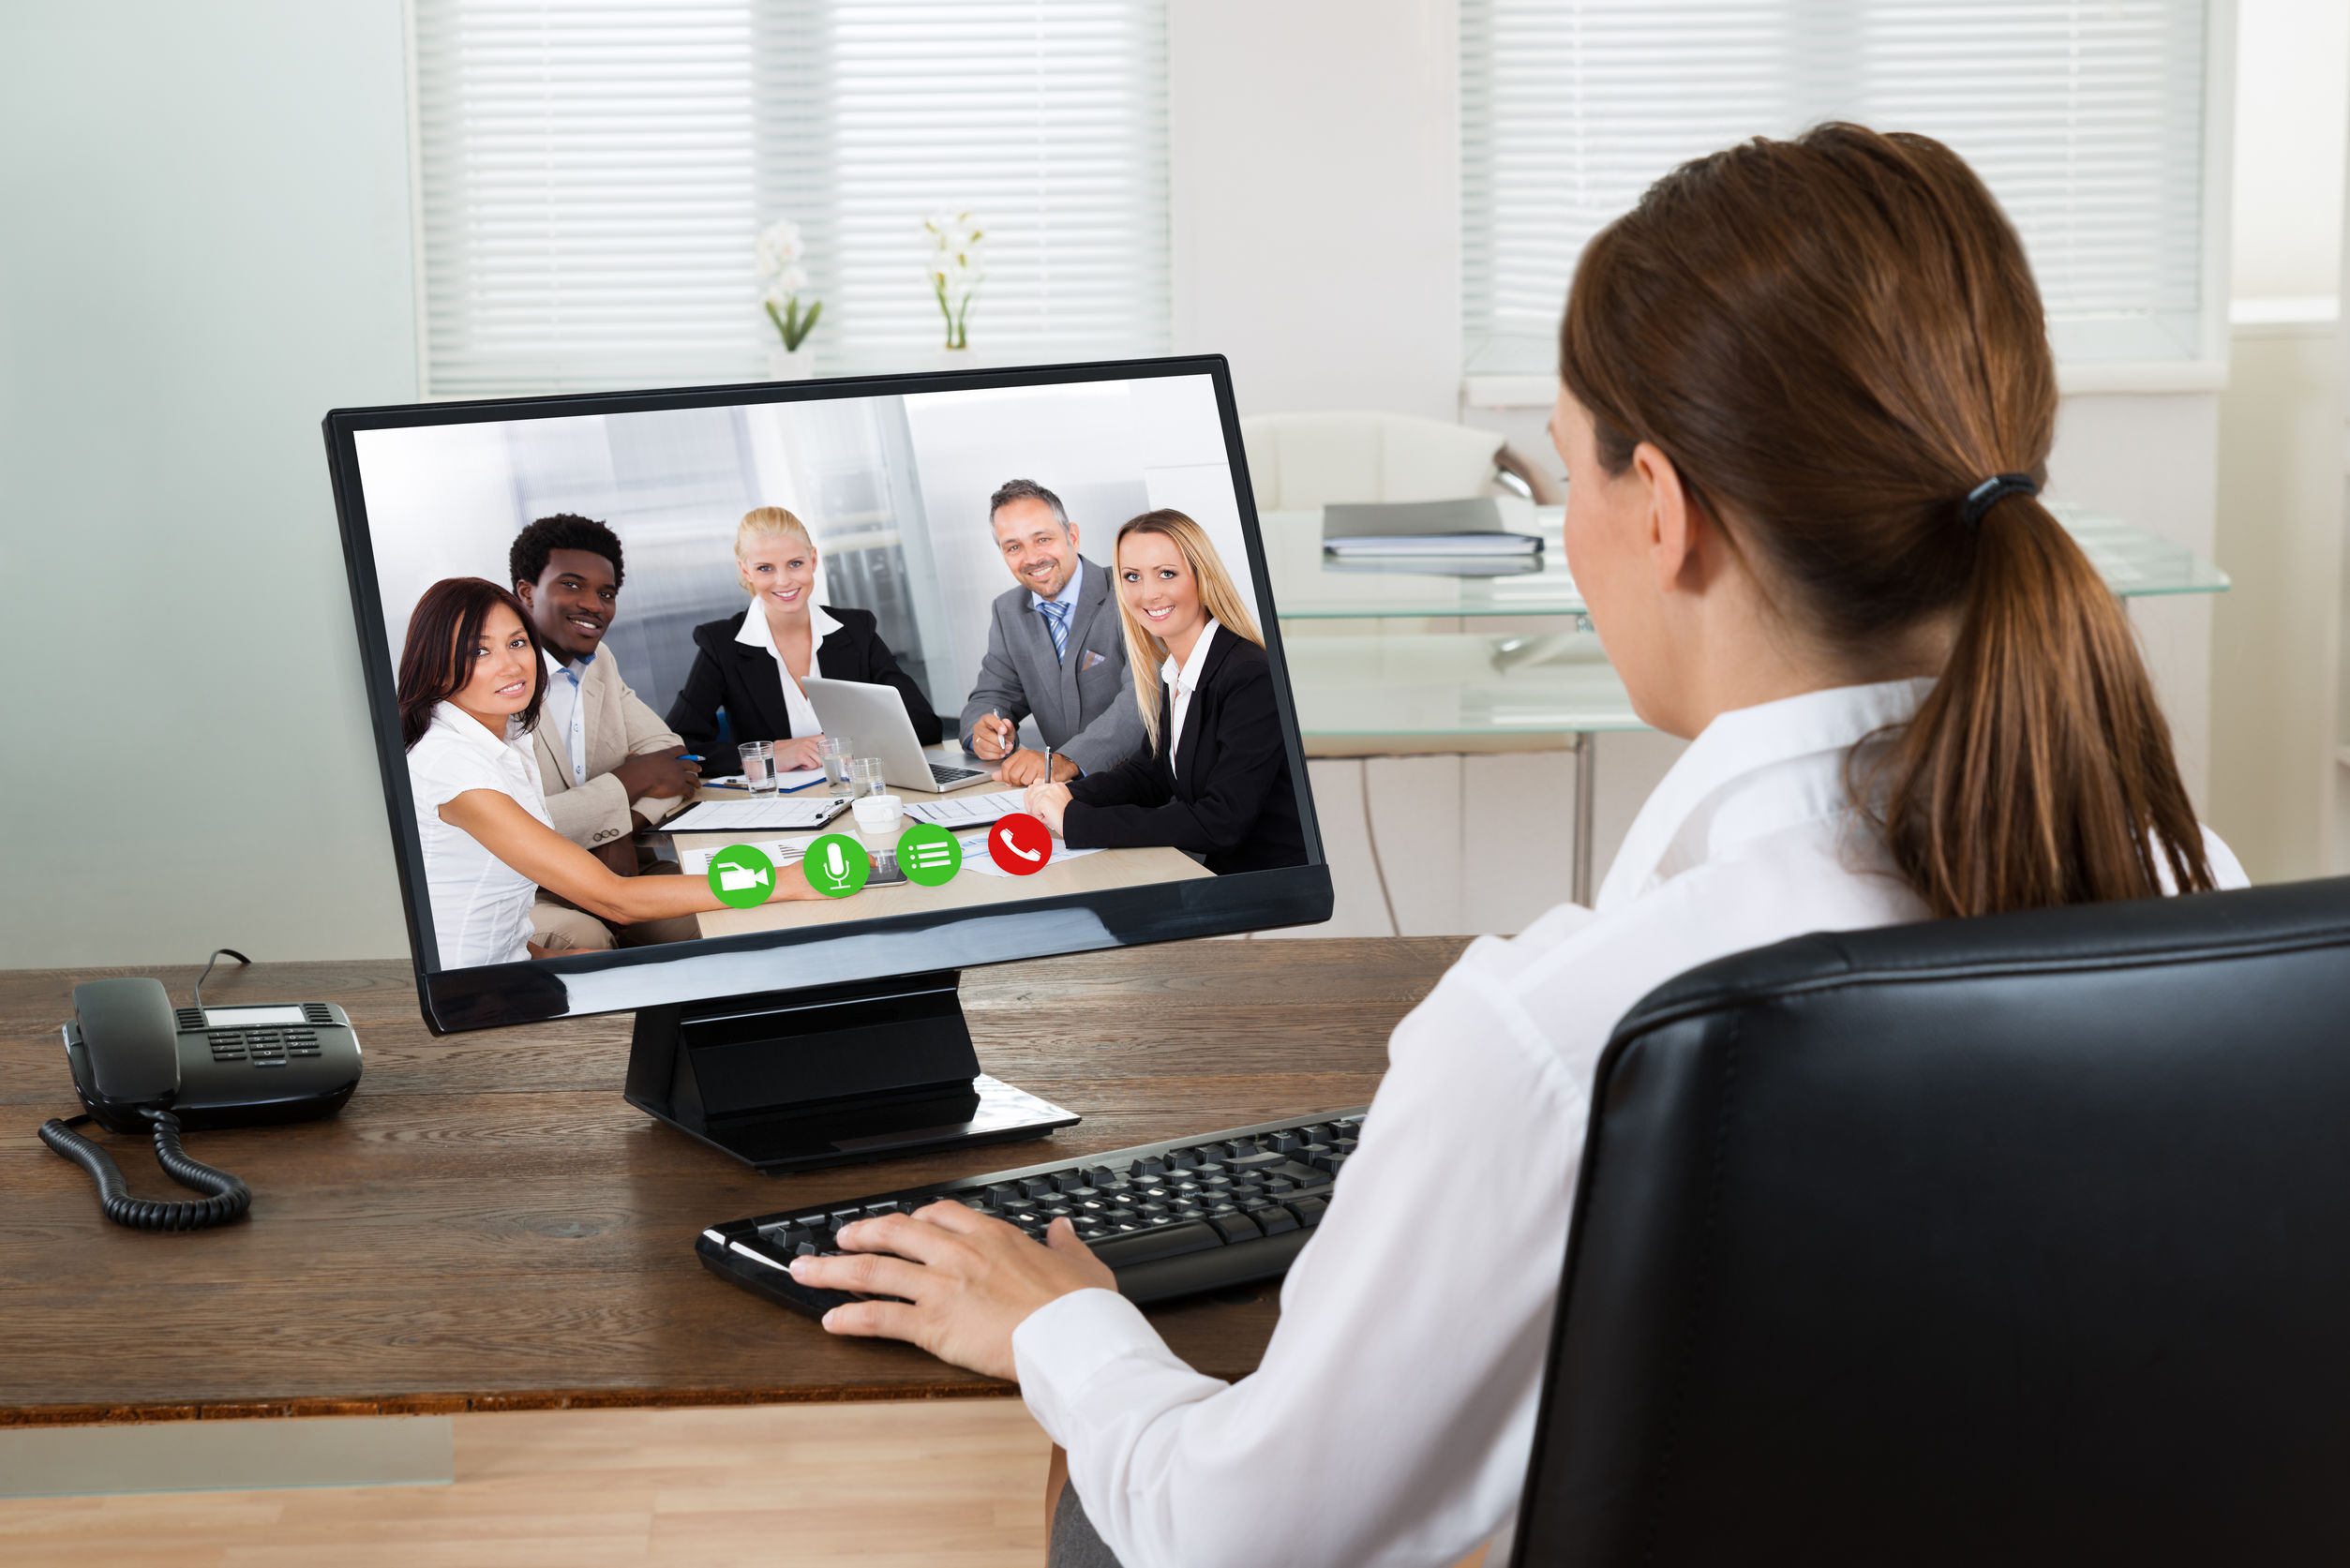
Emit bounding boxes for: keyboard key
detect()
[1087,1219,1227,1267]
[1286,1197,1329,1227]
[1248,1205,1300,1236]
[1020,1177,1055,1199]
[1207,1212,1263,1244]
[829,1207,866,1230]
[1087,1165,1122,1186]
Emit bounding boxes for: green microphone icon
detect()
[805,833,869,899]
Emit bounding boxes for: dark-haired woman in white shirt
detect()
[786,125,2249,1568]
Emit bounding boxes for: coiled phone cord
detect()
[37,1109,252,1231]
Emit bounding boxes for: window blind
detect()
[1461,1,2211,376]
[414,0,1169,396]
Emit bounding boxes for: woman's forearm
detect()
[595,874,718,926]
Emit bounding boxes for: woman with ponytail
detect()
[786,125,2246,1567]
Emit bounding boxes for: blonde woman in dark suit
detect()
[1018,509,1304,874]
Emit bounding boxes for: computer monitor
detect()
[322,356,1331,1171]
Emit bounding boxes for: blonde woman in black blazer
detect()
[1019,509,1303,874]
[666,506,942,768]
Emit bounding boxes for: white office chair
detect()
[1238,411,1562,510]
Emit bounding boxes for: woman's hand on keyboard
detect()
[792,1203,1115,1380]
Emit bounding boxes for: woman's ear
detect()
[1631,440,1702,593]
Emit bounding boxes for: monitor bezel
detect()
[323,354,1334,1034]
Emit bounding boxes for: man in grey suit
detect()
[960,478,1146,785]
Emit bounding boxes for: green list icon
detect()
[706,844,776,909]
[897,823,962,887]
[804,833,870,899]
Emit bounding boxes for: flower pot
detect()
[935,346,982,373]
[768,346,816,381]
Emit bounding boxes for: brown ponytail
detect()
[1561,123,2211,918]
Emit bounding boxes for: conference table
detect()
[664,752,1210,939]
[0,937,1460,1428]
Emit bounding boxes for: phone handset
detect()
[998,828,1044,863]
[42,976,252,1232]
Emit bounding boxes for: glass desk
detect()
[1262,501,2228,623]
[1266,503,2227,902]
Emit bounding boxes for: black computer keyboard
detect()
[698,1108,1366,1319]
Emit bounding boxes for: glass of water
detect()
[819,735,856,799]
[739,739,778,795]
[849,756,887,798]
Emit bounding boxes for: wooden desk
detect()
[0,938,1466,1427]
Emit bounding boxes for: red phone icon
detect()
[989,812,1054,875]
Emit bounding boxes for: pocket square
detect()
[1080,649,1109,671]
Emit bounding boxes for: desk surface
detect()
[0,937,1463,1427]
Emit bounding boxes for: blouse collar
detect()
[1594,678,1933,913]
[737,595,844,650]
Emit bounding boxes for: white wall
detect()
[0,2,419,968]
[2201,0,2350,882]
[2233,0,2350,301]
[1169,0,1462,421]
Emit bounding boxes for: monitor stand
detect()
[621,969,1079,1173]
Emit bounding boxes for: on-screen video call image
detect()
[351,372,1311,973]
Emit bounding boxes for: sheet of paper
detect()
[679,838,809,875]
[664,797,846,834]
[905,788,1027,828]
[954,830,1105,877]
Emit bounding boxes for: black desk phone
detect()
[39,956,362,1231]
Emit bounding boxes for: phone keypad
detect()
[205,1026,323,1068]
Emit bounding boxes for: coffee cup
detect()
[851,793,905,846]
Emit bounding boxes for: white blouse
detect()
[1160,619,1220,769]
[734,597,842,741]
[1010,678,2248,1568]
[407,701,555,969]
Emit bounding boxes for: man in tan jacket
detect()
[510,514,704,950]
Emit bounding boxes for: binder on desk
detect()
[1321,498,1543,561]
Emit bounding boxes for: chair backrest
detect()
[1512,878,2350,1567]
[1238,411,1504,510]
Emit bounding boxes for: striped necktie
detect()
[1038,597,1070,662]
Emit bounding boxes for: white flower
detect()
[774,264,808,296]
[924,208,985,255]
[756,218,805,277]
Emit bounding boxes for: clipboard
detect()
[662,796,851,834]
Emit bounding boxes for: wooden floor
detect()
[0,1401,1053,1567]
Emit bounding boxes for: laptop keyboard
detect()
[929,762,988,787]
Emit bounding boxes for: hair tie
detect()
[1961,472,2038,528]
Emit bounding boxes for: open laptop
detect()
[801,675,990,794]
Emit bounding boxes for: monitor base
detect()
[620,969,1081,1174]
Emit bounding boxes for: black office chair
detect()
[1511,877,2350,1567]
